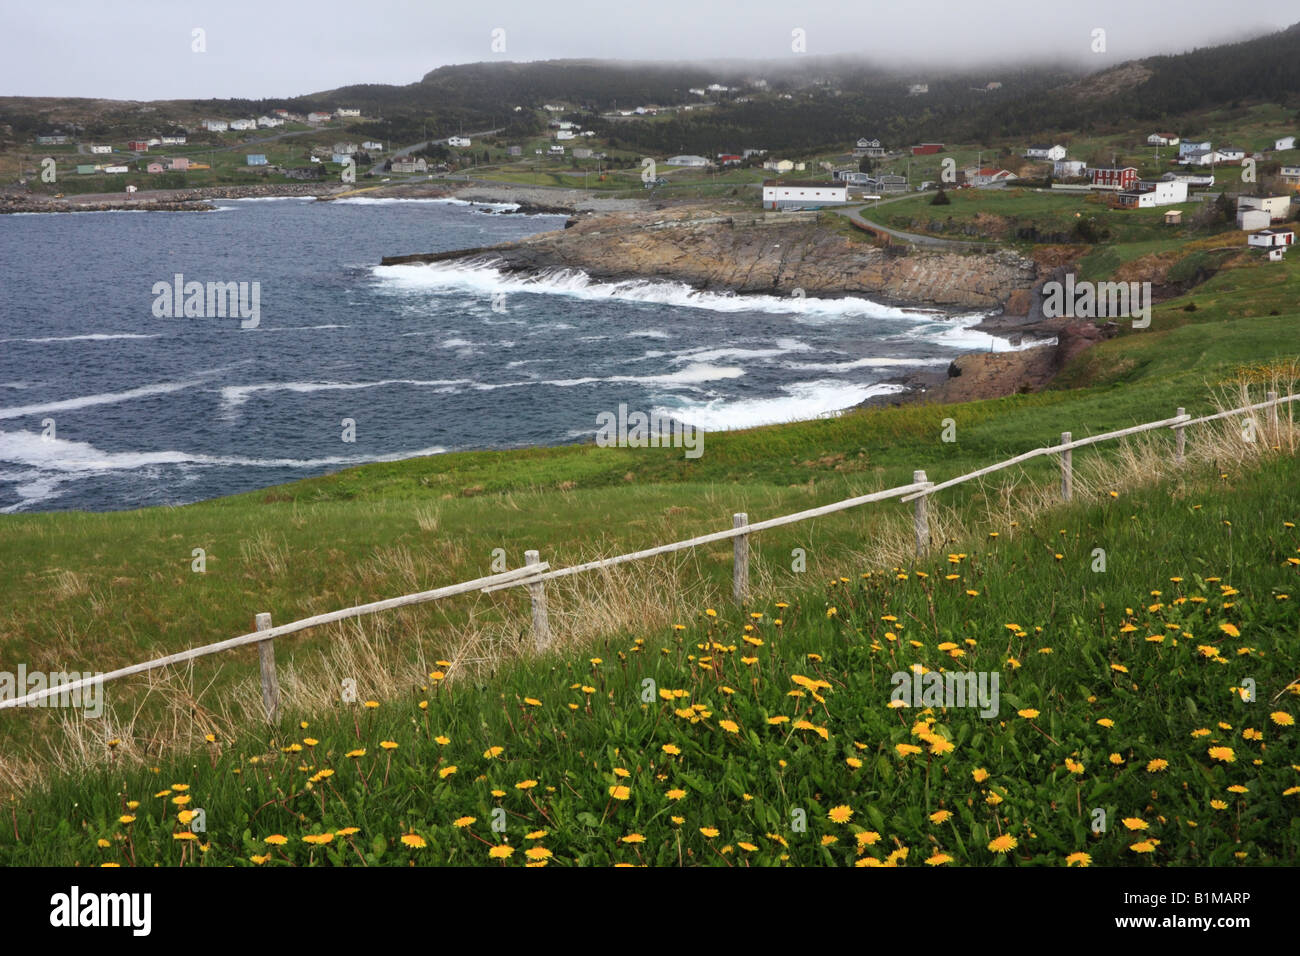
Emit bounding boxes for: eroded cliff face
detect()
[383,207,1042,312]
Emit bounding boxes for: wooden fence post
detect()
[1175,407,1186,464]
[732,513,749,604]
[255,612,280,724]
[1267,391,1279,437]
[912,470,931,557]
[1060,432,1073,502]
[525,550,550,651]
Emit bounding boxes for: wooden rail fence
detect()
[1,391,1294,722]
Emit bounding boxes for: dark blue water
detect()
[0,196,1031,513]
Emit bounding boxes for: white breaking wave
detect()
[220,378,475,409]
[899,314,1057,352]
[780,356,943,373]
[332,197,521,212]
[670,342,815,364]
[1,333,161,344]
[0,380,201,420]
[657,380,906,431]
[373,260,954,320]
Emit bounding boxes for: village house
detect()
[307,112,332,124]
[717,154,743,165]
[230,119,256,131]
[36,134,70,145]
[362,141,383,151]
[555,130,575,141]
[1275,136,1296,151]
[762,179,849,209]
[965,167,1018,186]
[127,140,149,152]
[666,155,710,167]
[1090,166,1139,191]
[335,108,361,118]
[1280,165,1300,188]
[203,119,229,132]
[89,145,112,154]
[868,174,910,192]
[1181,148,1215,167]
[1115,179,1188,208]
[548,145,565,155]
[1054,159,1087,178]
[391,157,428,173]
[911,143,944,155]
[103,165,128,174]
[1147,133,1180,146]
[160,135,186,145]
[762,158,796,173]
[908,83,929,95]
[447,136,471,147]
[507,145,522,156]
[1024,144,1067,161]
[1238,195,1294,221]
[1214,146,1246,164]
[1247,228,1294,250]
[169,157,190,171]
[853,137,887,158]
[146,162,164,174]
[1178,140,1212,159]
[332,142,358,156]
[256,116,285,128]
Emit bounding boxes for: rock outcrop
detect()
[382,206,1042,312]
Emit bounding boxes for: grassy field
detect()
[2,431,1296,866]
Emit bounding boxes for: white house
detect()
[1182,149,1215,167]
[335,108,361,118]
[1147,132,1180,146]
[1275,136,1296,151]
[1025,144,1067,161]
[390,157,428,173]
[256,116,284,128]
[908,83,929,95]
[762,158,795,173]
[447,136,471,147]
[103,165,128,174]
[160,135,186,145]
[555,130,575,141]
[548,144,565,155]
[230,119,256,131]
[1247,228,1294,249]
[362,141,384,151]
[1116,179,1188,208]
[762,180,848,209]
[1280,165,1300,187]
[1178,141,1212,159]
[853,137,886,158]
[89,145,112,154]
[1053,159,1087,178]
[1214,146,1246,164]
[203,119,229,132]
[1238,195,1293,221]
[666,155,710,167]
[307,112,332,124]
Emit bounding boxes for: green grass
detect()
[3,448,1296,866]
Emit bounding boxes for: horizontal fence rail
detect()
[2,391,1294,721]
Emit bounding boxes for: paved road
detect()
[829,195,994,250]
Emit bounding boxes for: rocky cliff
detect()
[382,206,1042,312]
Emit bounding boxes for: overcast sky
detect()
[3,1,1295,100]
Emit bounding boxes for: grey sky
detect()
[2,1,1294,100]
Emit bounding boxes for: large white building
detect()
[762,180,848,209]
[665,155,710,167]
[1238,195,1293,221]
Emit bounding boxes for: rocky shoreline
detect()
[0,181,345,214]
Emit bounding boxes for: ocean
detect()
[0,196,1040,513]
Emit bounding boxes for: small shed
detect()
[1164,210,1182,225]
